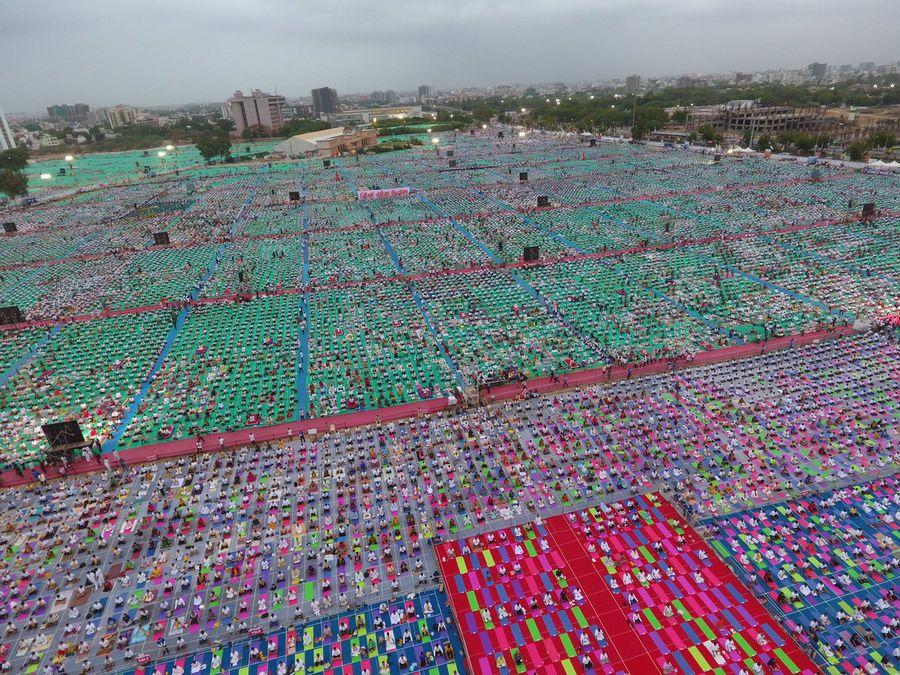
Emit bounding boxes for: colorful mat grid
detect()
[118,588,465,675]
[436,493,818,675]
[708,476,899,674]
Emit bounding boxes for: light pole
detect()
[631,91,637,129]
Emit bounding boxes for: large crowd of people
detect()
[1,139,897,465]
[0,134,896,674]
[708,477,899,673]
[0,328,895,672]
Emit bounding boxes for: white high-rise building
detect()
[107,105,138,129]
[0,105,15,150]
[228,90,286,134]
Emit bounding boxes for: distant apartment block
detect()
[625,74,641,94]
[311,87,339,116]
[227,89,286,135]
[46,103,90,121]
[107,105,138,129]
[417,85,434,102]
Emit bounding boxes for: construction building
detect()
[686,100,827,136]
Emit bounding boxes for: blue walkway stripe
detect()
[418,192,606,356]
[295,293,310,419]
[229,188,256,237]
[295,175,311,420]
[410,288,466,390]
[377,228,405,274]
[103,169,264,451]
[589,206,662,243]
[647,201,863,322]
[700,255,856,322]
[646,286,745,344]
[517,209,583,252]
[336,162,467,391]
[488,189,735,346]
[418,195,503,264]
[762,235,895,284]
[469,186,584,253]
[102,306,190,452]
[0,325,61,389]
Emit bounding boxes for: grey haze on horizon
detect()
[2,0,898,113]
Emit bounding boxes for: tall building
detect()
[417,85,433,102]
[0,105,15,150]
[311,87,338,116]
[107,105,138,128]
[370,90,398,105]
[808,62,827,80]
[46,103,90,122]
[88,108,109,125]
[227,89,286,135]
[625,74,641,94]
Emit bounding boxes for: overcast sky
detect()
[2,0,898,113]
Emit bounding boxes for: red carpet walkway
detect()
[481,326,852,403]
[435,493,818,674]
[0,325,853,489]
[0,213,874,333]
[0,172,847,275]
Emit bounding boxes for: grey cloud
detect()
[1,0,897,112]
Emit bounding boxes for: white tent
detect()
[274,127,348,158]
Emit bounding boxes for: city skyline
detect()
[2,0,898,113]
[6,57,899,119]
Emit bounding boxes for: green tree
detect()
[472,104,495,123]
[195,130,232,163]
[755,134,772,150]
[869,131,896,149]
[0,147,30,199]
[0,147,29,171]
[278,119,329,137]
[215,118,236,133]
[846,141,869,161]
[776,132,795,148]
[630,119,649,141]
[699,125,720,144]
[0,169,28,198]
[792,134,816,153]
